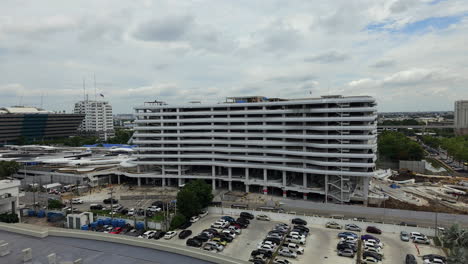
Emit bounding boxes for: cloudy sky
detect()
[0,0,467,113]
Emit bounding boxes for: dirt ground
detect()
[370,197,468,215]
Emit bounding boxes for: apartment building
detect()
[132,95,377,203]
[74,100,115,140]
[455,100,468,135]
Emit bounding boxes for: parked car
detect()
[237,217,250,224]
[215,234,233,243]
[139,230,156,239]
[205,241,224,252]
[256,215,270,221]
[257,244,276,252]
[326,221,342,229]
[190,216,200,223]
[240,212,254,219]
[71,198,83,204]
[285,235,306,245]
[90,204,103,210]
[291,218,307,226]
[211,237,227,246]
[338,232,358,239]
[282,243,304,254]
[400,231,410,242]
[366,226,382,234]
[164,231,177,240]
[362,256,380,263]
[361,235,381,242]
[273,258,291,264]
[363,251,382,261]
[338,248,355,258]
[179,221,192,229]
[337,242,357,252]
[153,231,166,240]
[109,227,122,234]
[221,216,236,222]
[186,238,202,247]
[405,254,417,264]
[278,248,297,258]
[178,230,192,239]
[413,236,430,245]
[211,221,229,229]
[410,232,426,239]
[345,224,362,232]
[193,234,209,242]
[103,198,118,204]
[147,206,161,212]
[199,210,208,218]
[422,255,446,262]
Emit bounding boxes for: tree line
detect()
[421,135,468,164]
[377,131,424,161]
[0,160,20,180]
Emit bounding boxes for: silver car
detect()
[400,231,410,242]
[338,248,355,258]
[345,224,362,232]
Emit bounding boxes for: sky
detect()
[0,0,467,114]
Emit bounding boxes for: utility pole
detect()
[109,187,115,221]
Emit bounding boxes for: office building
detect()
[74,100,115,140]
[0,107,84,145]
[132,95,377,203]
[455,100,468,135]
[0,179,22,219]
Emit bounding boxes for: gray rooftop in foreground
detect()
[0,230,213,264]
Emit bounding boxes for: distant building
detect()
[0,106,84,145]
[455,100,468,135]
[114,114,135,129]
[74,100,115,140]
[0,179,21,219]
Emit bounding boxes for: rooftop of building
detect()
[0,106,50,114]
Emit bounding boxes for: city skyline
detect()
[0,0,467,113]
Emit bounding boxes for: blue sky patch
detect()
[366,13,467,34]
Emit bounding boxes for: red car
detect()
[366,226,382,234]
[110,227,122,234]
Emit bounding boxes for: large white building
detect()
[455,100,468,135]
[0,179,21,219]
[132,96,378,203]
[74,100,115,140]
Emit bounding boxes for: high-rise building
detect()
[74,100,115,140]
[0,106,84,145]
[132,95,377,203]
[455,100,468,135]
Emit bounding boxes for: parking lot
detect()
[161,213,446,264]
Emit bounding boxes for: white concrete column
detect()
[245,185,249,192]
[212,179,216,190]
[212,166,216,177]
[117,175,121,185]
[325,175,328,203]
[263,169,267,182]
[137,165,141,173]
[108,175,112,185]
[228,167,232,179]
[263,186,268,195]
[303,173,307,188]
[228,181,232,191]
[178,178,182,187]
[245,168,249,182]
[162,178,166,187]
[137,177,141,187]
[282,171,286,186]
[363,177,369,206]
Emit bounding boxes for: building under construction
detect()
[132,95,378,203]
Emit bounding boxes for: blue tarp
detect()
[82,144,137,148]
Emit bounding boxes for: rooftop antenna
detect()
[83,77,86,102]
[40,93,43,109]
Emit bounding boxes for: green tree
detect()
[0,161,20,179]
[442,224,468,263]
[378,131,424,161]
[184,179,214,209]
[107,129,134,144]
[176,188,201,219]
[47,199,64,209]
[169,213,187,230]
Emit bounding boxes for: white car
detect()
[148,206,161,212]
[341,236,358,244]
[71,198,83,204]
[283,243,304,254]
[127,208,135,216]
[205,241,224,252]
[413,236,430,245]
[222,229,236,238]
[278,248,297,258]
[164,231,177,240]
[190,216,200,223]
[258,244,275,252]
[256,214,270,221]
[228,226,241,234]
[366,239,383,248]
[286,235,306,245]
[289,232,306,239]
[362,257,380,263]
[423,258,445,264]
[345,224,362,232]
[410,232,426,239]
[199,210,208,218]
[211,221,229,229]
[139,231,155,239]
[364,247,383,256]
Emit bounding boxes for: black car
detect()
[103,198,118,204]
[337,242,357,252]
[264,237,281,245]
[214,234,234,243]
[179,222,192,229]
[153,231,166,240]
[90,204,103,210]
[294,225,310,232]
[186,238,202,247]
[203,228,218,235]
[405,254,417,264]
[152,201,164,208]
[292,218,307,226]
[366,226,382,234]
[251,249,273,258]
[179,230,192,239]
[240,212,254,220]
[237,217,250,224]
[422,254,447,262]
[363,251,383,261]
[194,234,209,242]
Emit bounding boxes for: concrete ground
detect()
[161,213,446,264]
[0,230,212,264]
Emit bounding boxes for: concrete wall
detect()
[0,223,248,264]
[399,160,425,173]
[209,207,438,236]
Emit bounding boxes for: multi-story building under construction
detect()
[132,95,377,203]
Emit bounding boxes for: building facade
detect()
[0,179,21,219]
[0,107,84,145]
[74,100,115,140]
[132,96,377,203]
[455,100,468,135]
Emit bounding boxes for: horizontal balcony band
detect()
[133,132,375,140]
[134,146,376,158]
[134,125,376,131]
[134,97,376,110]
[134,153,374,168]
[134,107,377,117]
[134,116,377,124]
[134,160,375,177]
[133,139,377,149]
